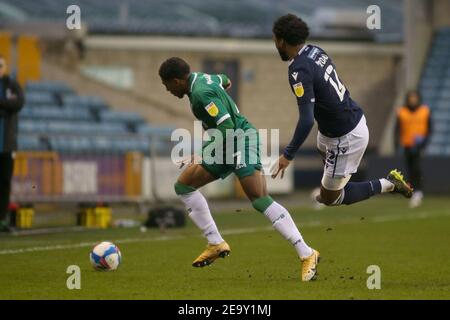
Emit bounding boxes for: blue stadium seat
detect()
[49,136,93,153]
[19,120,48,134]
[19,120,131,136]
[18,79,162,154]
[100,110,145,124]
[63,95,108,110]
[20,107,93,121]
[23,103,62,110]
[136,124,174,137]
[430,133,446,144]
[435,101,449,110]
[111,136,150,154]
[90,136,115,153]
[3,0,404,41]
[25,92,56,105]
[26,81,73,95]
[433,120,448,133]
[18,135,46,151]
[439,90,450,100]
[424,26,450,156]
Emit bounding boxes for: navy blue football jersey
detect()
[288,44,363,138]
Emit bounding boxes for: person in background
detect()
[395,90,432,208]
[0,55,25,232]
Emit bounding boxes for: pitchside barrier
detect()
[12,152,293,202]
[11,151,143,203]
[10,151,293,228]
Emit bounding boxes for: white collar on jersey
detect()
[288,44,309,66]
[189,72,198,93]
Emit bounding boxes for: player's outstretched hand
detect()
[271,155,291,179]
[176,154,202,169]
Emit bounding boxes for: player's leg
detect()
[408,148,422,191]
[239,170,313,258]
[175,163,230,267]
[407,148,423,208]
[0,152,14,232]
[317,116,412,206]
[319,174,389,206]
[238,168,319,281]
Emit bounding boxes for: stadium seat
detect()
[420,27,450,155]
[25,91,56,105]
[3,0,403,41]
[111,136,150,154]
[18,79,173,155]
[19,120,48,134]
[17,135,46,151]
[49,136,93,153]
[136,124,175,136]
[99,110,146,125]
[63,95,108,110]
[20,106,94,121]
[25,81,74,95]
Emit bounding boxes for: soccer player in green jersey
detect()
[159,57,319,281]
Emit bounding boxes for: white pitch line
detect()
[0,229,267,255]
[221,226,272,235]
[1,210,449,255]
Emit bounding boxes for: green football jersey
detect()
[187,72,253,131]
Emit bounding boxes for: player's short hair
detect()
[273,14,310,45]
[159,57,190,81]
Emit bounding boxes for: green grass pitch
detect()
[0,196,449,300]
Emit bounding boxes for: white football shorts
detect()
[317,115,369,191]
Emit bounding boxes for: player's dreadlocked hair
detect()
[273,14,310,45]
[159,57,190,81]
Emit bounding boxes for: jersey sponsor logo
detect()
[292,82,304,98]
[291,72,298,81]
[307,47,320,60]
[205,101,219,117]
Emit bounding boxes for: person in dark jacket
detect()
[0,55,25,231]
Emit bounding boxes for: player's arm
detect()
[272,65,314,179]
[283,65,315,160]
[0,78,25,113]
[283,102,314,160]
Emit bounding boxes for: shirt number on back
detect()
[324,65,346,102]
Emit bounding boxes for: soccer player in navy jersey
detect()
[271,14,413,207]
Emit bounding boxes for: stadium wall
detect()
[432,0,450,28]
[82,36,403,150]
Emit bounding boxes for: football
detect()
[89,241,122,271]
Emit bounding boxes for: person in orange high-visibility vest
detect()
[395,90,432,208]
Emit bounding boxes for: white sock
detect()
[379,178,395,193]
[264,201,313,259]
[179,190,224,245]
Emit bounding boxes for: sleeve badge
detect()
[292,82,304,98]
[205,102,219,117]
